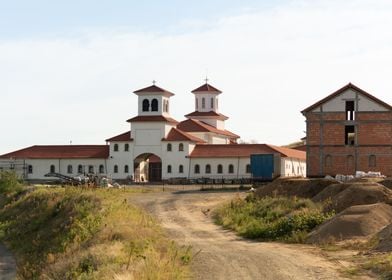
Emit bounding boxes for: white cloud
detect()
[1,0,392,154]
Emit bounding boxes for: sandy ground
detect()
[129,190,368,280]
[0,244,16,280]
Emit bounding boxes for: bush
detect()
[0,171,23,194]
[214,195,334,242]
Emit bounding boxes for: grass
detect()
[0,180,191,279]
[213,194,334,242]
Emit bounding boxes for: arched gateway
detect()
[133,153,162,182]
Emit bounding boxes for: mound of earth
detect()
[255,178,336,199]
[307,203,392,244]
[373,223,392,252]
[323,183,392,213]
[380,178,392,190]
[312,183,350,203]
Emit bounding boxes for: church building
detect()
[0,82,306,182]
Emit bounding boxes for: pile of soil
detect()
[307,203,392,244]
[380,178,392,190]
[255,178,336,199]
[312,183,351,203]
[323,183,392,213]
[373,223,392,252]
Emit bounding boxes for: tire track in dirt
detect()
[130,191,367,280]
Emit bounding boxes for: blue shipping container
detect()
[250,154,274,180]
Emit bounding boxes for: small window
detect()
[325,155,332,167]
[246,164,251,173]
[228,164,234,174]
[179,143,184,151]
[202,98,205,109]
[124,165,129,173]
[78,164,83,173]
[345,100,355,120]
[114,165,118,173]
[99,164,104,174]
[167,143,172,152]
[369,155,377,167]
[217,164,223,174]
[124,143,129,152]
[179,165,184,173]
[345,125,355,146]
[142,99,149,112]
[50,164,55,173]
[114,144,119,152]
[205,164,211,174]
[194,164,200,174]
[196,98,198,110]
[210,97,214,109]
[167,165,172,173]
[67,165,73,174]
[151,99,158,111]
[88,165,94,174]
[165,101,169,112]
[28,165,33,174]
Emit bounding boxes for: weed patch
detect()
[214,194,333,242]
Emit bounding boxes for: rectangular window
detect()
[345,125,355,146]
[345,100,355,120]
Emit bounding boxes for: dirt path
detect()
[0,244,16,280]
[130,190,365,280]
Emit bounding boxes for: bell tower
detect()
[185,80,228,129]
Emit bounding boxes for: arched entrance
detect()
[133,153,162,182]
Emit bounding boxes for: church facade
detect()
[0,82,306,182]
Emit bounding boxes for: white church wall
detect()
[107,141,134,180]
[188,157,251,179]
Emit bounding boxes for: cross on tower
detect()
[152,80,156,85]
[204,76,209,84]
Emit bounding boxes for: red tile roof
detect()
[185,111,228,120]
[177,119,239,138]
[302,83,392,113]
[189,144,306,159]
[162,128,205,143]
[105,131,132,142]
[191,83,222,93]
[0,145,109,159]
[133,85,174,96]
[127,115,178,124]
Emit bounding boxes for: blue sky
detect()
[1,0,392,154]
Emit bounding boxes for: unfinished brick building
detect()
[302,83,392,177]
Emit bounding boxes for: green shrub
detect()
[214,195,334,242]
[0,171,23,194]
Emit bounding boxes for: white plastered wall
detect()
[280,157,307,177]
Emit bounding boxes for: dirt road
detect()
[130,190,362,280]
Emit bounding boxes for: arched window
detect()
[167,143,172,152]
[194,164,200,174]
[124,143,129,152]
[114,165,118,173]
[142,99,150,112]
[78,164,83,173]
[28,165,33,174]
[151,99,158,111]
[114,144,119,152]
[124,165,129,173]
[210,97,214,109]
[179,143,184,151]
[205,164,211,174]
[167,165,172,173]
[99,164,104,174]
[202,98,205,109]
[165,101,169,112]
[217,164,223,174]
[67,165,73,174]
[50,164,55,173]
[228,164,234,174]
[324,155,332,167]
[369,155,377,167]
[88,165,94,174]
[246,164,251,173]
[179,165,184,173]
